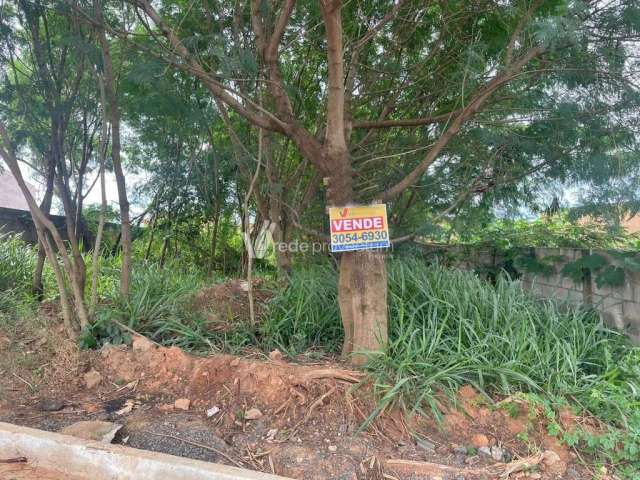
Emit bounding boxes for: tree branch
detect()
[379,47,543,202]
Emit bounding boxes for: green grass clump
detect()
[368,258,631,415]
[0,233,37,303]
[82,260,215,350]
[261,258,640,476]
[260,263,341,354]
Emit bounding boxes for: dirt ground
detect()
[192,278,272,329]
[0,309,596,480]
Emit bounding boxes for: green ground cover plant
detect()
[0,233,638,476]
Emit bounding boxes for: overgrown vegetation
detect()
[265,258,640,476]
[1,232,639,475]
[455,213,639,250]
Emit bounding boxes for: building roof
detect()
[622,214,640,234]
[0,172,36,211]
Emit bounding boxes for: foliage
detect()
[448,213,640,288]
[261,258,640,476]
[260,263,342,354]
[0,232,36,295]
[366,259,633,415]
[80,260,208,349]
[456,213,637,250]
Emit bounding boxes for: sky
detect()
[23,163,148,216]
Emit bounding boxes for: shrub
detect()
[260,263,341,354]
[263,257,640,476]
[0,232,36,295]
[367,259,633,417]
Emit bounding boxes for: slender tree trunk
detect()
[96,0,131,297]
[244,129,263,326]
[0,122,82,335]
[160,236,169,268]
[90,75,109,318]
[269,202,291,276]
[32,159,55,299]
[56,173,87,298]
[209,209,220,275]
[144,214,157,261]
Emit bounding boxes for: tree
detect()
[85,0,640,364]
[0,0,102,331]
[94,0,132,297]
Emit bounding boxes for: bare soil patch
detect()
[192,278,272,330]
[0,328,593,480]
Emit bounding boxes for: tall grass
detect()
[261,263,341,354]
[367,258,632,418]
[0,232,37,293]
[261,258,637,419]
[84,260,221,351]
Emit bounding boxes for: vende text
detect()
[331,216,384,232]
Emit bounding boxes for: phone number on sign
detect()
[331,231,388,243]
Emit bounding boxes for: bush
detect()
[0,232,36,295]
[368,259,633,415]
[263,258,640,476]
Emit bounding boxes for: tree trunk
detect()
[0,122,82,335]
[209,209,220,275]
[338,250,388,365]
[90,74,109,318]
[144,214,157,261]
[160,236,169,268]
[32,159,55,299]
[319,0,389,365]
[97,0,131,297]
[326,166,388,365]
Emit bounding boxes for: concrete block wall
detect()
[417,243,640,344]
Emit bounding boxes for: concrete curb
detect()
[0,421,290,480]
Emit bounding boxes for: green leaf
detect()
[596,266,625,288]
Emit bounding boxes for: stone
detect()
[244,407,263,420]
[328,445,337,452]
[542,450,567,476]
[174,398,190,410]
[490,446,504,462]
[60,421,122,443]
[416,438,436,452]
[83,370,102,389]
[36,398,65,412]
[471,433,489,448]
[132,335,153,352]
[478,446,492,457]
[269,349,284,362]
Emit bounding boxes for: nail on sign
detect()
[329,204,390,252]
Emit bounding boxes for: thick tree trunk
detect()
[326,166,388,365]
[319,0,389,364]
[338,250,388,365]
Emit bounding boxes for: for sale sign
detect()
[329,204,390,252]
